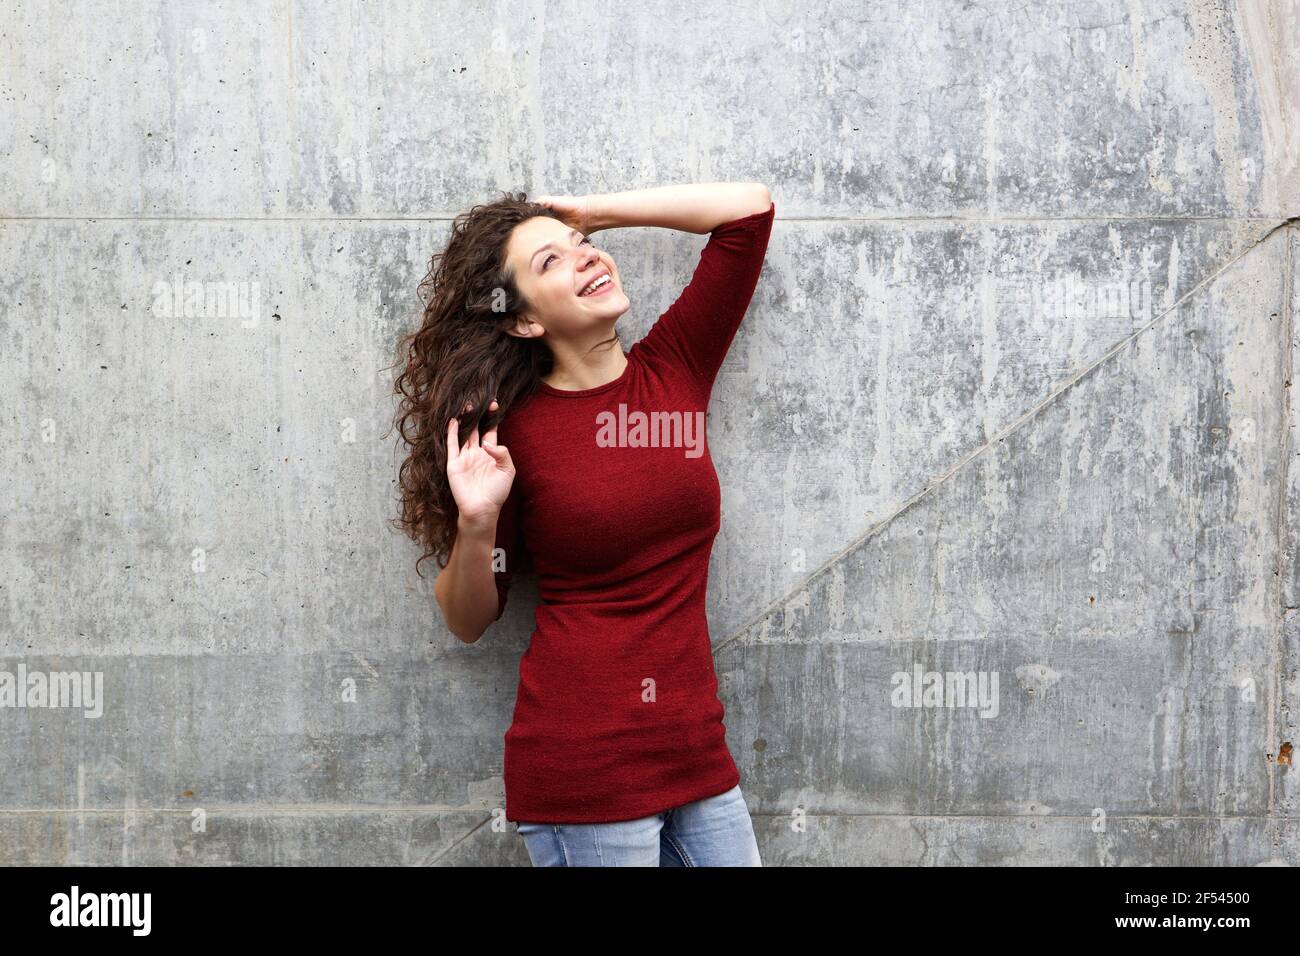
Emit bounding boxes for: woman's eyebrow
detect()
[531,229,582,268]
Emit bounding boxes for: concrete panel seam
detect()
[0,809,1286,821]
[0,215,1289,224]
[1269,224,1296,813]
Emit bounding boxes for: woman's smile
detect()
[578,273,616,297]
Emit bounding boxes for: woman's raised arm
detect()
[540,182,771,237]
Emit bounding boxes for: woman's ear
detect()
[504,313,545,339]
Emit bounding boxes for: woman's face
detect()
[503,215,629,341]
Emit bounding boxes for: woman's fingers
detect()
[446,416,459,466]
[533,194,586,231]
[456,399,478,451]
[482,398,501,446]
[455,397,500,453]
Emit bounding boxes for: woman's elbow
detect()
[436,600,488,647]
[434,581,488,644]
[441,603,488,644]
[451,623,486,645]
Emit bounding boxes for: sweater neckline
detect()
[536,352,633,398]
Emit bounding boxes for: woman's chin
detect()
[601,291,631,314]
[577,292,629,317]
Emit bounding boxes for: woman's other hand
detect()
[446,399,514,528]
[533,194,598,235]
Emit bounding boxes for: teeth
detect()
[581,275,611,296]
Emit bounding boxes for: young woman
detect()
[391,182,776,866]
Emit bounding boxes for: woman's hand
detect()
[446,399,515,529]
[533,194,599,235]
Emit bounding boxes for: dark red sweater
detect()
[491,200,776,823]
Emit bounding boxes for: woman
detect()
[391,182,775,866]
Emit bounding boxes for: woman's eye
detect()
[542,237,591,270]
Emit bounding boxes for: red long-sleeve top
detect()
[491,200,776,823]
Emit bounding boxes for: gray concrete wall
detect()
[2,0,1298,865]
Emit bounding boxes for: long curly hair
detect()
[386,190,563,579]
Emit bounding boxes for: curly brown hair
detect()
[385,190,562,579]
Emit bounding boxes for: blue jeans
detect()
[516,783,762,866]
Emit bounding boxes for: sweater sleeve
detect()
[634,200,775,393]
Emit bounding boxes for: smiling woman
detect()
[387,181,774,867]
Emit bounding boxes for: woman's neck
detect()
[542,340,628,391]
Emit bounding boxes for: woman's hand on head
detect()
[533,194,597,235]
[446,399,514,529]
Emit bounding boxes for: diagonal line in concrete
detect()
[418,812,495,867]
[713,216,1300,657]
